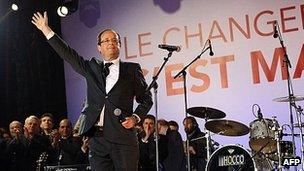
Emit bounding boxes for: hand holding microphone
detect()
[114,108,136,129]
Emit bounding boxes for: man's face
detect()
[97,30,120,61]
[9,121,22,137]
[59,120,71,138]
[40,116,53,131]
[183,119,195,134]
[25,118,40,135]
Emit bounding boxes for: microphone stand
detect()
[146,50,174,171]
[274,21,303,170]
[174,43,211,171]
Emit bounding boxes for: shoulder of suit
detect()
[90,57,102,64]
[120,61,141,68]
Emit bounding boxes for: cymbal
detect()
[273,95,304,102]
[205,119,250,136]
[187,107,226,119]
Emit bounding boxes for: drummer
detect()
[183,116,207,171]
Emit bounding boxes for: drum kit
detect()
[186,95,304,171]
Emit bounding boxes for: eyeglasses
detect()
[99,38,120,45]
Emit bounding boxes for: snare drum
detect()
[206,144,255,171]
[249,118,279,154]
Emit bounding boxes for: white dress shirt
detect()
[98,58,120,126]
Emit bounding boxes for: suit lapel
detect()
[97,61,106,92]
[108,60,126,94]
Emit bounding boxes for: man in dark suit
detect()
[31,12,153,171]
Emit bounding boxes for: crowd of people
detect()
[0,114,209,171]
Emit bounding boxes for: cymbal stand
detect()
[293,104,304,170]
[174,40,212,171]
[204,118,212,161]
[146,50,174,171]
[273,118,283,171]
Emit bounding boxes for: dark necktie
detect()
[103,62,113,77]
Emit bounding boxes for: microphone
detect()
[114,108,126,123]
[273,20,278,38]
[158,44,181,52]
[208,39,214,56]
[257,107,263,120]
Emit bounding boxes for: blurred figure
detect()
[158,119,186,171]
[0,127,11,141]
[52,119,89,165]
[183,116,207,171]
[0,127,8,170]
[168,120,179,131]
[138,115,168,171]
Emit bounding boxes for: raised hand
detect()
[31,11,52,36]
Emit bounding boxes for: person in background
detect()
[183,116,207,171]
[168,120,179,132]
[0,126,9,170]
[138,115,168,171]
[32,11,152,171]
[52,119,89,165]
[158,119,186,171]
[9,120,23,139]
[0,127,11,141]
[40,113,54,136]
[6,115,53,171]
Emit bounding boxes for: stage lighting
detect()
[11,4,19,11]
[57,0,78,17]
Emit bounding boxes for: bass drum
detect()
[206,145,255,171]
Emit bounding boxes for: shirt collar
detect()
[104,58,119,66]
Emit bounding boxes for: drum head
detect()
[206,145,255,171]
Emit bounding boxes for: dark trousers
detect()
[89,130,139,171]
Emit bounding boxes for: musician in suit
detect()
[32,12,153,171]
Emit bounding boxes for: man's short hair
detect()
[40,113,54,121]
[25,115,40,125]
[97,28,121,45]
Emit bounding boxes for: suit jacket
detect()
[6,134,53,171]
[188,129,207,171]
[48,34,153,146]
[55,136,88,165]
[138,133,168,171]
[163,129,186,171]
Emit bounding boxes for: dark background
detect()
[0,0,67,128]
